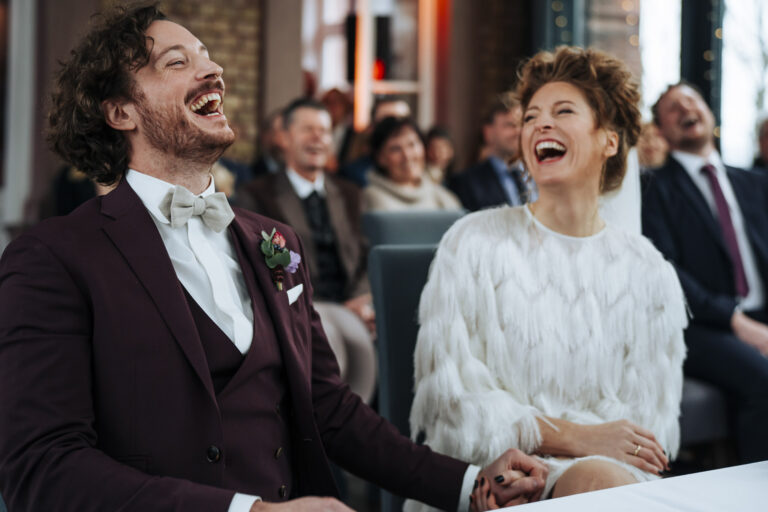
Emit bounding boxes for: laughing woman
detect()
[408,47,687,511]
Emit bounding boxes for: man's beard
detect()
[135,92,234,165]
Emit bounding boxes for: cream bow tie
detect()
[159,186,235,232]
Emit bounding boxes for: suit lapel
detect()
[100,181,216,402]
[668,158,728,253]
[324,178,357,282]
[229,215,310,378]
[273,173,319,279]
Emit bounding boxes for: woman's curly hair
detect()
[47,2,166,185]
[515,46,642,193]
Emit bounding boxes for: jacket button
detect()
[206,445,221,463]
[274,447,283,459]
[279,485,288,498]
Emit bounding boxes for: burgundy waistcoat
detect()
[182,228,295,502]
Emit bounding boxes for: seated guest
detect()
[239,98,377,404]
[642,82,768,463]
[338,95,411,187]
[449,93,533,211]
[251,108,286,177]
[636,121,669,171]
[363,117,462,212]
[753,116,768,171]
[409,46,687,511]
[424,126,456,184]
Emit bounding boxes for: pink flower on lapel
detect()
[272,231,287,249]
[260,228,301,291]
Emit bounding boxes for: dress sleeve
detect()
[611,251,688,459]
[410,220,543,466]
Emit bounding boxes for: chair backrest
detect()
[362,210,465,247]
[368,244,438,512]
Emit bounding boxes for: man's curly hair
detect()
[515,46,642,194]
[47,2,166,185]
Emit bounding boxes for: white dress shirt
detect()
[285,167,326,198]
[671,150,765,310]
[125,170,260,511]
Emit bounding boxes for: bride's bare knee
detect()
[551,460,637,498]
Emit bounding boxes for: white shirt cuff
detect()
[458,464,482,512]
[228,492,261,512]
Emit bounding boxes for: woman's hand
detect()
[537,417,668,475]
[571,420,669,474]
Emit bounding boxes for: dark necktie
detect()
[701,164,750,297]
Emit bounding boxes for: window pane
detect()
[721,0,768,167]
[639,0,681,117]
[320,35,347,91]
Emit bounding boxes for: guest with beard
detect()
[0,3,547,511]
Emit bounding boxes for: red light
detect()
[373,58,386,80]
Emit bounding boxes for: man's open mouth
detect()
[535,140,567,163]
[190,92,222,116]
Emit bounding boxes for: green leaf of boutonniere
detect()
[260,239,275,257]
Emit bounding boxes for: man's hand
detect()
[470,448,548,511]
[344,293,376,333]
[731,310,768,356]
[250,497,353,512]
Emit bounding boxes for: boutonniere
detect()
[260,228,301,291]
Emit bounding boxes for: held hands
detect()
[572,420,669,474]
[470,448,548,511]
[731,310,768,356]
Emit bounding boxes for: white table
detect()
[509,461,768,511]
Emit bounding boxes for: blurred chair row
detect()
[364,210,731,512]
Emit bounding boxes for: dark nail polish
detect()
[494,475,504,483]
[469,495,474,502]
[480,477,485,486]
[486,489,491,499]
[473,479,479,490]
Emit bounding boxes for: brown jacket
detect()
[238,171,369,300]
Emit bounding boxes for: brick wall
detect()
[103,0,261,164]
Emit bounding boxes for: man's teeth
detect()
[190,93,222,114]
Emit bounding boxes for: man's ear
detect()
[603,129,619,158]
[102,98,137,131]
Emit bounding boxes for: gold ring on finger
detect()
[633,444,641,456]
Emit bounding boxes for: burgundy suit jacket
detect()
[0,180,466,511]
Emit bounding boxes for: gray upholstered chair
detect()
[679,377,729,447]
[369,244,437,512]
[368,245,731,511]
[362,210,465,247]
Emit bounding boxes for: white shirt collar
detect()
[125,168,216,224]
[671,149,725,180]
[285,167,325,199]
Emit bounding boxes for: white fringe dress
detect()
[407,205,687,510]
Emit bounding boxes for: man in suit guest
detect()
[0,5,548,511]
[449,94,532,211]
[238,98,377,406]
[252,109,287,178]
[338,95,411,187]
[641,82,768,463]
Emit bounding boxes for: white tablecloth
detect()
[509,461,768,511]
